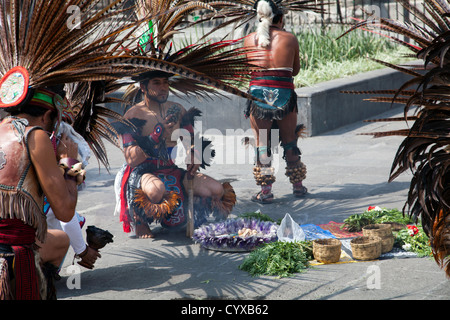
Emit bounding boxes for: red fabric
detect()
[250,70,294,89]
[0,219,36,245]
[0,219,40,300]
[249,78,294,89]
[318,221,363,238]
[120,165,133,233]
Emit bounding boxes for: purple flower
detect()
[192,218,278,251]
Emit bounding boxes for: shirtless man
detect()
[116,71,235,238]
[243,0,307,203]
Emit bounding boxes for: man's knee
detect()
[52,229,70,250]
[141,175,166,203]
[193,175,223,199]
[146,184,166,203]
[209,181,224,199]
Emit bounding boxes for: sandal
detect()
[251,191,274,204]
[293,186,308,198]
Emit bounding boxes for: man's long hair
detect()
[256,0,276,48]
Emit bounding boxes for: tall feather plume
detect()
[339,0,450,277]
[123,0,267,104]
[0,0,151,170]
[64,80,137,171]
[0,0,267,169]
[123,0,327,103]
[187,0,327,41]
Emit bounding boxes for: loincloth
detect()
[245,69,298,121]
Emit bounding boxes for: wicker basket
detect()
[313,238,341,263]
[382,221,406,232]
[362,224,394,253]
[363,224,392,238]
[380,235,395,253]
[350,236,382,260]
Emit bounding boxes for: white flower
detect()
[402,243,411,251]
[373,206,382,211]
[408,229,415,236]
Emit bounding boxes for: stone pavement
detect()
[55,106,450,301]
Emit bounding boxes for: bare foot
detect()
[135,223,154,239]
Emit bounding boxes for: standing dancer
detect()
[243,0,307,203]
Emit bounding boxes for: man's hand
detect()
[162,114,177,133]
[77,246,101,270]
[186,146,201,177]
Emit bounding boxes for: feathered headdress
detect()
[188,0,326,42]
[0,0,264,169]
[122,0,269,104]
[339,0,450,277]
[0,1,136,109]
[0,0,150,158]
[124,0,327,102]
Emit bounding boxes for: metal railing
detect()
[94,0,427,33]
[291,0,424,26]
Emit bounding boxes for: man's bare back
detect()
[244,25,300,76]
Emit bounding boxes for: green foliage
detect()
[342,212,379,232]
[239,241,313,278]
[374,208,415,225]
[343,208,413,232]
[293,26,414,87]
[395,225,432,257]
[238,211,276,222]
[342,207,431,257]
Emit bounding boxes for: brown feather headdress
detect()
[125,0,327,96]
[0,0,265,168]
[122,0,270,105]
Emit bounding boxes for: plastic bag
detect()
[277,213,305,242]
[56,121,91,167]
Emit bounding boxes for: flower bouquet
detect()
[192,218,278,252]
[395,224,432,257]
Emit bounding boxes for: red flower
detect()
[407,225,419,236]
[368,206,376,211]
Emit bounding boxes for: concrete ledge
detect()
[297,67,413,136]
[109,67,412,136]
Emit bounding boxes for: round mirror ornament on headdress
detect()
[0,66,30,108]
